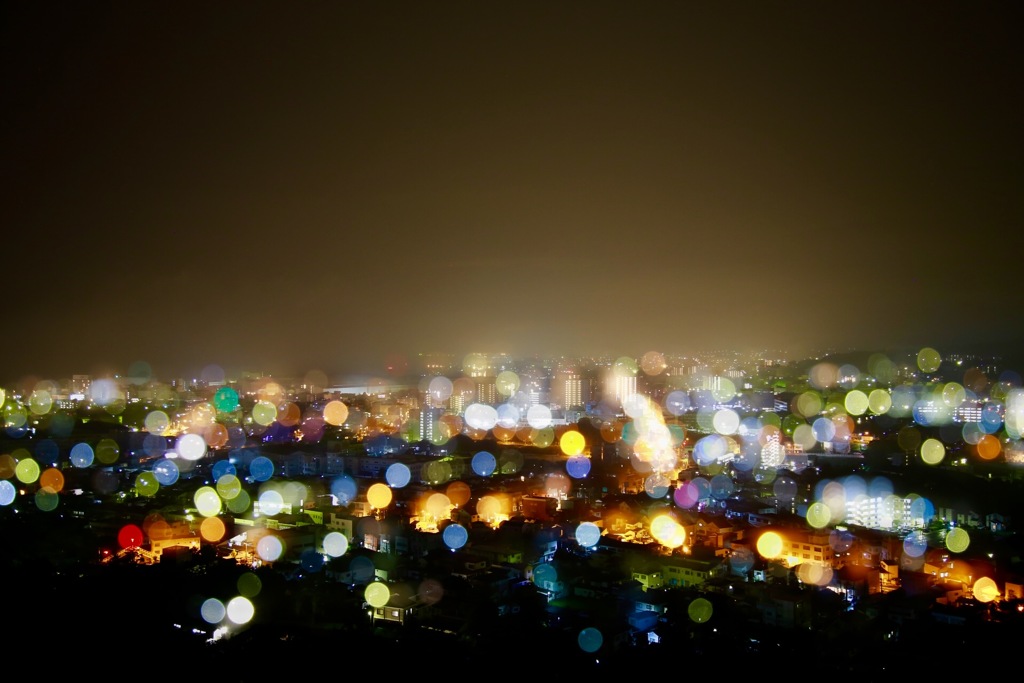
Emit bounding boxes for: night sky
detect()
[2,2,1021,385]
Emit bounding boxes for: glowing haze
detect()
[1,2,1022,385]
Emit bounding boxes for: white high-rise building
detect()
[554,369,583,409]
[845,495,919,530]
[611,373,637,406]
[418,407,441,442]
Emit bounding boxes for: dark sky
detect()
[2,1,1021,385]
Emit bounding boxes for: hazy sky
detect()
[2,1,1021,385]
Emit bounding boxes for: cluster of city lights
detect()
[2,345,1023,648]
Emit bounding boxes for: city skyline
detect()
[2,2,1021,385]
[0,342,1012,391]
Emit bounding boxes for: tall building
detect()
[475,378,499,406]
[605,369,638,409]
[417,407,442,443]
[845,494,918,530]
[553,368,585,410]
[448,391,469,415]
[71,374,91,399]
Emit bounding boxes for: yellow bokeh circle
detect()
[945,526,970,553]
[365,582,391,608]
[920,438,945,465]
[560,430,586,456]
[757,531,784,559]
[367,482,393,509]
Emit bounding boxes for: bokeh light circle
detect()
[134,471,160,497]
[0,480,15,506]
[323,531,350,557]
[252,400,277,426]
[69,442,95,468]
[974,576,1000,603]
[226,596,255,625]
[945,526,970,553]
[903,530,928,558]
[757,531,783,559]
[917,347,942,373]
[920,438,946,465]
[249,456,275,482]
[323,400,350,426]
[195,486,223,517]
[577,627,603,653]
[13,455,40,484]
[576,521,601,548]
[256,534,284,562]
[688,597,713,623]
[367,482,393,509]
[806,501,832,529]
[201,598,227,624]
[566,455,591,479]
[177,433,207,461]
[365,582,390,608]
[443,523,468,550]
[118,524,144,549]
[385,462,412,488]
[472,451,496,477]
[559,430,586,456]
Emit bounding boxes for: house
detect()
[986,512,1011,532]
[660,554,727,588]
[779,529,834,568]
[754,583,814,629]
[530,563,569,601]
[631,566,664,591]
[630,554,665,591]
[617,583,668,631]
[367,589,424,626]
